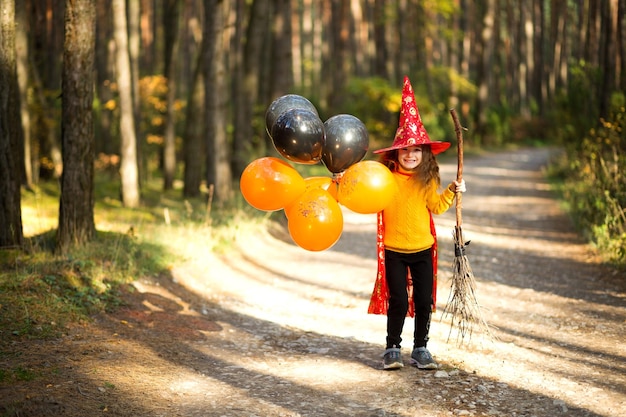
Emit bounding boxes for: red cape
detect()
[367,211,438,316]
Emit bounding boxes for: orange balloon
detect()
[287,188,344,251]
[337,160,397,214]
[327,181,339,201]
[304,175,339,201]
[285,176,332,218]
[303,176,332,191]
[240,157,306,211]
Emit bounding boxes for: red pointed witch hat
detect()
[374,76,450,155]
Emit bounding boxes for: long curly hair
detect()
[378,146,441,187]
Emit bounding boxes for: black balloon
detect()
[265,95,319,138]
[322,114,369,173]
[270,108,325,164]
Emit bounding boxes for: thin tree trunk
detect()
[182,0,205,198]
[351,0,366,76]
[393,0,405,81]
[520,0,532,118]
[460,0,472,119]
[56,0,96,252]
[599,0,618,118]
[163,0,180,190]
[95,2,114,156]
[0,0,24,249]
[311,1,323,98]
[183,38,205,198]
[504,0,518,111]
[128,0,143,185]
[270,0,293,100]
[532,0,544,115]
[16,0,32,189]
[140,0,154,70]
[204,0,232,203]
[617,0,624,93]
[472,0,492,145]
[373,0,388,78]
[329,0,350,112]
[233,0,270,176]
[292,0,302,86]
[113,0,140,207]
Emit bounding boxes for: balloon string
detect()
[332,172,344,184]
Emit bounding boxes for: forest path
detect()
[2,148,624,417]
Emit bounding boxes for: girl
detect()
[368,76,466,370]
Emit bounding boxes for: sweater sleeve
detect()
[425,182,456,215]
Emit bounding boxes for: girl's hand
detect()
[449,179,466,193]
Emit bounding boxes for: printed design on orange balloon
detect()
[286,188,343,251]
[337,161,397,214]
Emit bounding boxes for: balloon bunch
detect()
[240,95,398,251]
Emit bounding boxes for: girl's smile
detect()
[398,146,423,170]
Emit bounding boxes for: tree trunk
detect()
[300,0,321,97]
[56,0,96,252]
[328,0,351,112]
[373,0,388,78]
[472,0,490,145]
[0,0,24,249]
[233,0,271,177]
[269,0,293,100]
[599,0,619,118]
[163,0,180,190]
[204,0,232,203]
[351,0,366,76]
[519,0,532,118]
[532,0,544,115]
[95,2,114,156]
[128,0,143,185]
[113,0,140,207]
[183,42,205,198]
[140,0,155,70]
[16,0,32,190]
[618,0,625,94]
[504,0,518,111]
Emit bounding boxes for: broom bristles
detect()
[443,228,493,344]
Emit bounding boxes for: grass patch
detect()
[1,176,265,344]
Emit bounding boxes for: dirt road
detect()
[2,148,625,417]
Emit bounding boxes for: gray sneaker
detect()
[410,347,438,369]
[382,347,404,370]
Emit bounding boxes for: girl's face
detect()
[397,146,423,171]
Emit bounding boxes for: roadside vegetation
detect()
[0,177,264,347]
[547,93,626,268]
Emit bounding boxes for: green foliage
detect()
[340,77,400,152]
[551,98,626,266]
[429,66,477,107]
[547,60,604,145]
[340,76,477,154]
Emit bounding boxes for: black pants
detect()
[384,248,433,349]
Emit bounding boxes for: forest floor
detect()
[1,148,625,417]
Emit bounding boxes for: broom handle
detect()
[450,109,463,229]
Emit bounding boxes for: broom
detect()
[443,109,492,343]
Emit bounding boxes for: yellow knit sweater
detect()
[382,169,455,253]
